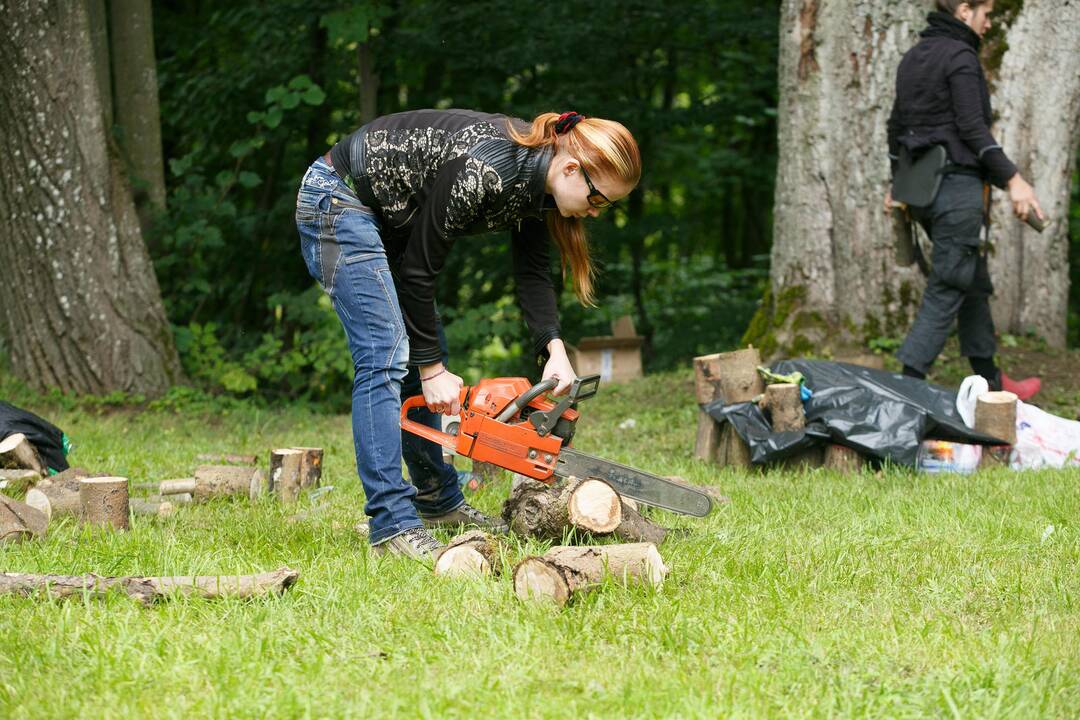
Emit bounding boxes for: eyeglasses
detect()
[578,162,614,209]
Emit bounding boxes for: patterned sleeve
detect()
[396,156,502,365]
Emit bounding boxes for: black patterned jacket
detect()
[329,109,560,366]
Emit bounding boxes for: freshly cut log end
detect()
[0,494,49,544]
[566,479,622,534]
[25,484,82,520]
[434,530,501,578]
[290,447,324,489]
[269,449,304,503]
[0,433,46,475]
[513,543,669,607]
[79,477,130,531]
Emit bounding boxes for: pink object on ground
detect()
[1000,372,1041,402]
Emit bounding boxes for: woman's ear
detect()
[956,2,973,22]
[562,158,579,177]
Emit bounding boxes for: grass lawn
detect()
[1,369,1078,718]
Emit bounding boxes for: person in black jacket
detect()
[295,109,641,558]
[885,0,1043,400]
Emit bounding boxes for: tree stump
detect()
[513,543,669,607]
[269,449,304,503]
[0,433,45,475]
[434,530,503,578]
[694,348,764,467]
[764,383,804,431]
[0,494,49,544]
[823,444,865,473]
[159,466,265,502]
[976,391,1018,469]
[79,477,130,530]
[290,447,323,489]
[0,469,41,497]
[501,477,622,539]
[24,469,91,520]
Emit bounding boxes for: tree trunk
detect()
[757,1,1080,357]
[357,40,379,125]
[985,4,1080,347]
[0,1,183,396]
[108,0,167,222]
[86,0,112,130]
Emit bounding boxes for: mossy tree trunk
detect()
[0,0,183,396]
[758,0,1080,358]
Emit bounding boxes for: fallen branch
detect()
[0,567,300,605]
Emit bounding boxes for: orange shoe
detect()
[1000,372,1041,401]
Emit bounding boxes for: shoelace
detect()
[402,527,442,553]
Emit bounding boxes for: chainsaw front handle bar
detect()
[494,377,558,423]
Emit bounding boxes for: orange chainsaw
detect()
[401,375,712,517]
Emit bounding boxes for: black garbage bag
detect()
[705,360,1001,467]
[0,401,70,473]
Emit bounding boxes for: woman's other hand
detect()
[543,339,576,396]
[1008,173,1045,222]
[420,363,464,415]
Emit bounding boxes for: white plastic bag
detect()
[957,375,1080,469]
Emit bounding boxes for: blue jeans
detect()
[295,157,464,544]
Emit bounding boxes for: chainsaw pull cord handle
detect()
[494,377,558,424]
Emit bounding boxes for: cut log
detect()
[158,478,196,495]
[0,494,48,544]
[434,530,503,578]
[501,477,621,539]
[693,348,763,465]
[269,449,304,503]
[160,466,265,502]
[79,477,130,530]
[24,484,81,520]
[129,498,176,518]
[195,453,257,465]
[38,466,93,488]
[513,543,668,607]
[0,567,299,605]
[764,383,804,432]
[289,447,323,489]
[823,444,866,473]
[0,469,41,497]
[0,433,45,475]
[613,500,669,545]
[976,390,1018,469]
[146,492,192,505]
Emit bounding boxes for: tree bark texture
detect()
[501,477,622,539]
[108,0,167,216]
[0,567,299,605]
[0,0,183,396]
[0,494,49,544]
[984,3,1080,347]
[765,1,1080,355]
[513,543,668,607]
[79,477,129,530]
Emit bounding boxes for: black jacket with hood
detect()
[887,12,1017,189]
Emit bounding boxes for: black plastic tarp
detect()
[0,401,69,473]
[705,360,1002,467]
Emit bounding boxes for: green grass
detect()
[1,370,1079,718]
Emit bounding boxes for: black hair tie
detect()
[555,111,586,134]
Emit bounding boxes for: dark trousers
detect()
[897,174,996,374]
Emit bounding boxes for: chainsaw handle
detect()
[400,395,458,450]
[494,377,559,423]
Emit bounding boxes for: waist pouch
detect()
[892,145,947,208]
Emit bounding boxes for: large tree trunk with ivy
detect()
[751,0,1080,359]
[0,0,183,396]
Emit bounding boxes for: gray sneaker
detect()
[371,527,445,559]
[420,502,509,534]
